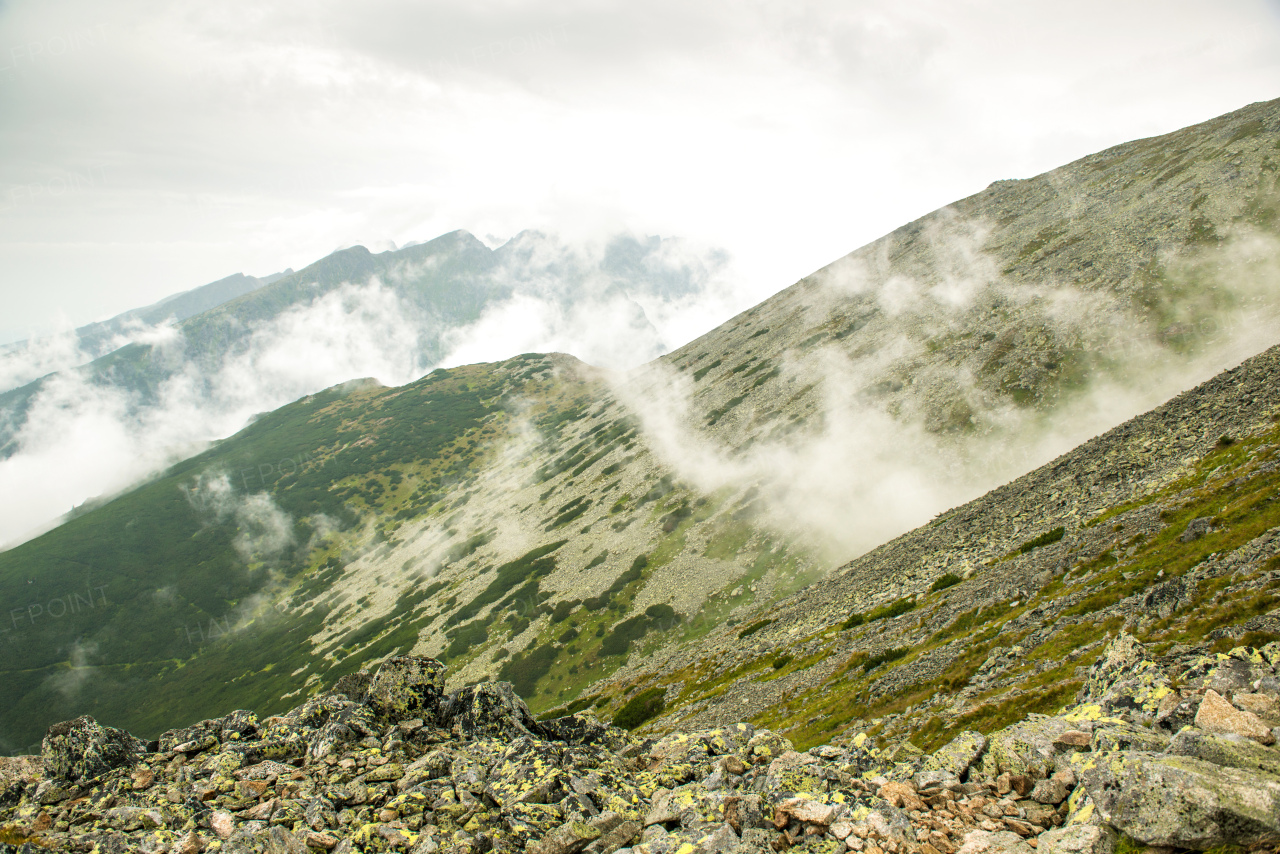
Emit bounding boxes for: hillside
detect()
[1,97,1279,759]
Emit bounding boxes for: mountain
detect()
[0,97,1278,761]
[0,229,715,463]
[0,270,285,394]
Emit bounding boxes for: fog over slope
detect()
[0,231,736,548]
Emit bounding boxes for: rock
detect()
[528,820,604,854]
[1030,777,1070,806]
[983,716,1075,778]
[1077,633,1171,723]
[956,829,1035,854]
[1051,732,1090,751]
[1088,722,1168,753]
[1167,726,1280,776]
[331,671,373,703]
[0,755,43,807]
[591,819,641,853]
[995,773,1033,797]
[919,731,988,781]
[876,782,926,812]
[211,809,235,838]
[364,656,448,724]
[1037,825,1116,854]
[41,715,145,784]
[774,797,839,825]
[1153,691,1199,732]
[443,681,544,738]
[1178,517,1214,543]
[1233,692,1280,726]
[914,770,960,790]
[1195,689,1276,744]
[1078,750,1280,848]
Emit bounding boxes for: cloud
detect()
[0,232,741,548]
[0,280,425,548]
[182,471,295,563]
[615,219,1280,562]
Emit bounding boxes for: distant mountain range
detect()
[0,96,1278,757]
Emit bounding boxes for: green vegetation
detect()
[841,596,916,630]
[930,573,962,592]
[1017,526,1065,555]
[692,359,722,382]
[611,687,666,730]
[737,618,775,639]
[448,541,567,626]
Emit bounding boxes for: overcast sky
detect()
[2,0,1279,345]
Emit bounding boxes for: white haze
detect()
[0,235,744,549]
[617,224,1280,563]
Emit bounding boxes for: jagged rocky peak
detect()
[2,640,1279,853]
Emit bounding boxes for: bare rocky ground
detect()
[2,634,1279,854]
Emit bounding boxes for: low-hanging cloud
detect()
[616,218,1280,562]
[0,232,743,549]
[182,471,296,564]
[0,280,425,548]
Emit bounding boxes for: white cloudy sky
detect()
[1,0,1279,344]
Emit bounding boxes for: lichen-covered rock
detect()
[1078,750,1280,848]
[1167,726,1280,776]
[365,655,448,724]
[1088,721,1169,753]
[1037,825,1117,854]
[41,715,145,784]
[444,681,543,739]
[981,715,1075,778]
[1195,688,1276,744]
[528,819,601,854]
[1077,633,1172,723]
[919,730,987,780]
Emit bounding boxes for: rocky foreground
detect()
[2,634,1279,854]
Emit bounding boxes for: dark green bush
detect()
[737,618,775,639]
[862,647,909,672]
[930,573,962,592]
[840,612,866,630]
[772,655,793,670]
[1018,526,1065,554]
[611,687,666,730]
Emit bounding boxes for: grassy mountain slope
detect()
[2,98,1279,753]
[600,341,1280,751]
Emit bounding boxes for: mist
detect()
[616,218,1280,563]
[0,232,743,549]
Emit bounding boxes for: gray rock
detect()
[529,820,603,854]
[1179,517,1214,543]
[443,681,542,739]
[1167,727,1280,776]
[1079,750,1280,848]
[41,715,145,784]
[956,829,1035,854]
[1089,722,1169,753]
[920,731,987,781]
[1037,825,1117,854]
[365,656,448,725]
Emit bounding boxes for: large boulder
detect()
[918,730,987,781]
[42,716,146,784]
[442,681,542,739]
[981,715,1076,778]
[364,656,448,725]
[1078,750,1280,848]
[1077,633,1172,723]
[1167,726,1280,776]
[1037,825,1117,854]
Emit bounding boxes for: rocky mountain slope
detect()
[0,634,1277,854]
[1,97,1278,773]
